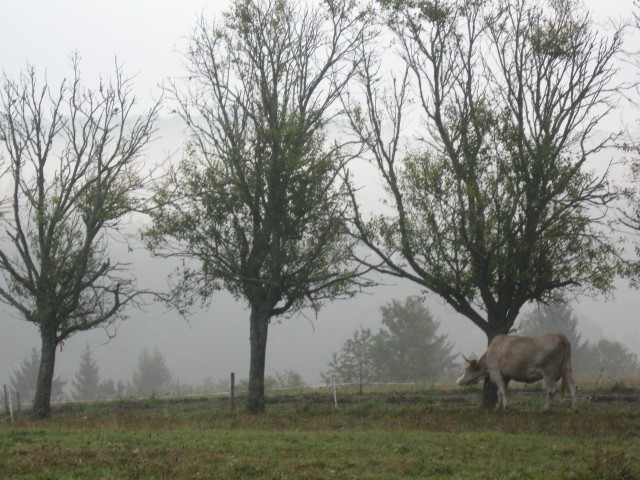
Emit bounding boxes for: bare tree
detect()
[0,56,159,417]
[345,0,625,406]
[620,1,640,282]
[144,0,373,412]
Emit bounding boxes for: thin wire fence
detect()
[4,375,640,417]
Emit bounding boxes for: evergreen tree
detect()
[98,379,116,399]
[72,344,101,401]
[518,303,592,376]
[131,348,172,397]
[372,297,458,382]
[518,303,584,349]
[10,348,66,402]
[323,297,458,388]
[115,380,127,397]
[581,340,640,380]
[518,303,640,379]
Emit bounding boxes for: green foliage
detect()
[322,326,378,388]
[373,297,458,382]
[130,348,173,397]
[619,58,640,286]
[9,348,66,402]
[583,340,640,380]
[323,297,457,385]
[146,0,371,412]
[0,59,157,333]
[0,56,159,417]
[146,0,370,316]
[348,0,624,346]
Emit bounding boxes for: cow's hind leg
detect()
[562,368,578,411]
[496,389,504,410]
[542,375,557,412]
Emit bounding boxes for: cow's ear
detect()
[469,359,478,369]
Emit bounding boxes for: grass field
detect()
[1,384,638,479]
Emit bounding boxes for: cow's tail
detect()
[560,335,572,400]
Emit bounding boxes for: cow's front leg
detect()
[492,374,509,411]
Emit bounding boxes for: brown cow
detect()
[457,333,577,411]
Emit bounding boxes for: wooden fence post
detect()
[3,384,8,416]
[230,372,235,410]
[16,391,21,414]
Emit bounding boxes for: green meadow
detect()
[1,384,638,479]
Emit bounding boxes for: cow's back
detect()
[486,333,569,382]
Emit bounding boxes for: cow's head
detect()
[456,355,487,386]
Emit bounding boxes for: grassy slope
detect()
[1,387,638,479]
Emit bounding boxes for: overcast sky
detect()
[1,0,639,393]
[1,0,633,106]
[1,1,225,103]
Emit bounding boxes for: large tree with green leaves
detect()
[144,0,372,412]
[0,58,159,417]
[345,0,625,406]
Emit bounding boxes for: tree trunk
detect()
[482,377,498,409]
[247,304,270,413]
[481,328,501,409]
[32,329,57,419]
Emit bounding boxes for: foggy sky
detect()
[1,0,639,393]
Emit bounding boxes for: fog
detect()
[1,243,637,392]
[1,0,639,395]
[0,116,637,390]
